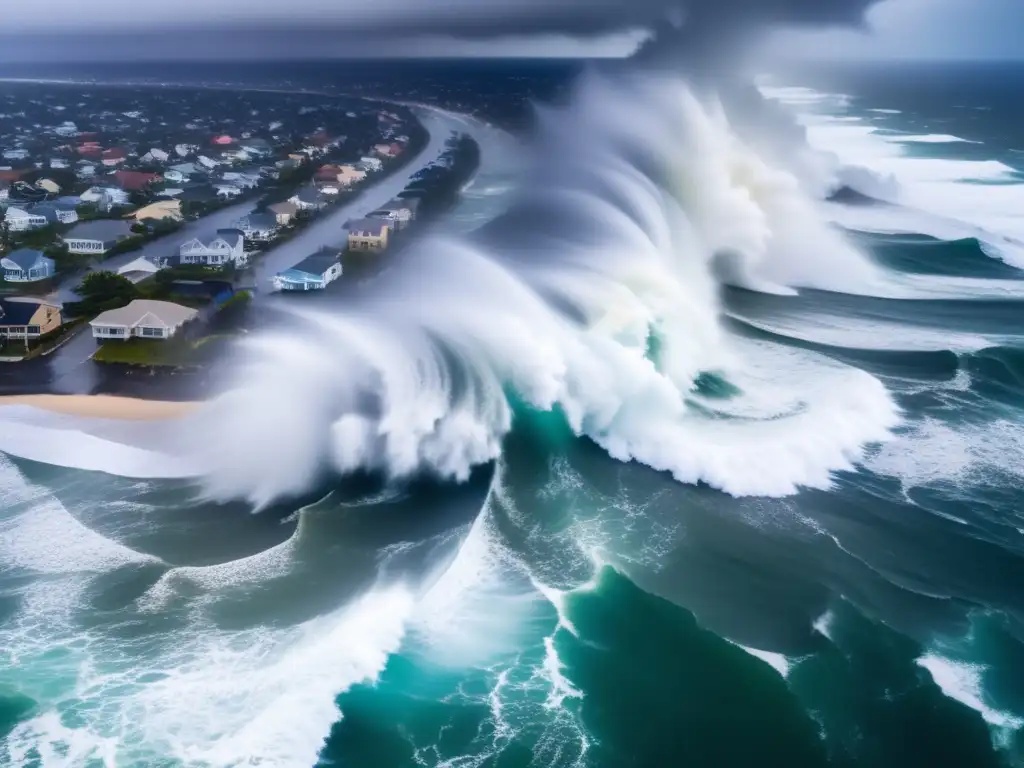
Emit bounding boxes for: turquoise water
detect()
[2,62,1024,767]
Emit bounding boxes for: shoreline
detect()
[0,394,200,420]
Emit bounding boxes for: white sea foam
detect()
[867,418,1024,489]
[0,73,901,510]
[763,84,1024,269]
[733,643,792,677]
[917,654,1024,731]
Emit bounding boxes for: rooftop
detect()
[289,249,343,276]
[90,299,198,329]
[65,219,134,241]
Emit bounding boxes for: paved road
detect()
[251,109,459,292]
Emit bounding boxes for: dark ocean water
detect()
[1,60,1023,767]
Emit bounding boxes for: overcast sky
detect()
[0,0,1020,62]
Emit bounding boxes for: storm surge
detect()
[171,70,899,507]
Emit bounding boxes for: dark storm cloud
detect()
[0,0,882,61]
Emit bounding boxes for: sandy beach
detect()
[0,394,201,420]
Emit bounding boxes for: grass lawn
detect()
[92,337,200,367]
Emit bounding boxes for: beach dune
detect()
[0,394,200,421]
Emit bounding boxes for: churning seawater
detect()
[3,62,1024,767]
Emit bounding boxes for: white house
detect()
[4,206,48,232]
[1,249,56,282]
[63,220,134,255]
[178,229,246,266]
[2,148,29,161]
[273,249,343,291]
[90,299,198,341]
[175,143,198,158]
[197,155,218,170]
[80,186,129,211]
[117,255,166,282]
[54,122,79,137]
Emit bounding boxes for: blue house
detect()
[273,249,343,291]
[1,248,56,283]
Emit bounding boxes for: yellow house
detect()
[0,298,63,340]
[346,219,389,252]
[132,199,183,222]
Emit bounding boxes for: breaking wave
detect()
[0,71,906,507]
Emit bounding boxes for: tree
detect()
[78,270,140,303]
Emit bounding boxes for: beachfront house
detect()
[0,298,62,340]
[273,248,343,291]
[234,212,278,242]
[178,228,246,267]
[63,220,134,255]
[90,299,198,341]
[4,206,48,232]
[346,219,390,252]
[369,197,420,231]
[1,249,56,282]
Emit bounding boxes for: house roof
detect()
[65,219,134,241]
[0,298,43,326]
[293,186,323,204]
[290,249,342,277]
[90,299,198,329]
[102,148,128,159]
[244,212,278,230]
[114,170,161,190]
[347,218,389,237]
[2,248,50,272]
[268,201,297,216]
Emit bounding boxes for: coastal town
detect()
[0,80,481,376]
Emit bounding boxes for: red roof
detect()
[212,135,234,145]
[114,170,161,190]
[0,169,26,182]
[102,148,128,160]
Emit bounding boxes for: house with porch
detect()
[1,249,56,282]
[178,229,246,266]
[4,206,48,232]
[90,299,198,341]
[63,220,134,255]
[0,298,62,341]
[30,201,79,225]
[273,248,343,291]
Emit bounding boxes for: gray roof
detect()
[91,299,198,329]
[65,219,133,241]
[243,212,278,230]
[289,249,342,276]
[347,218,389,237]
[293,186,323,204]
[2,248,52,272]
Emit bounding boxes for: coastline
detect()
[0,394,200,420]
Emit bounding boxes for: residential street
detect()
[33,108,458,393]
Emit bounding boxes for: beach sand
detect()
[0,394,200,420]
